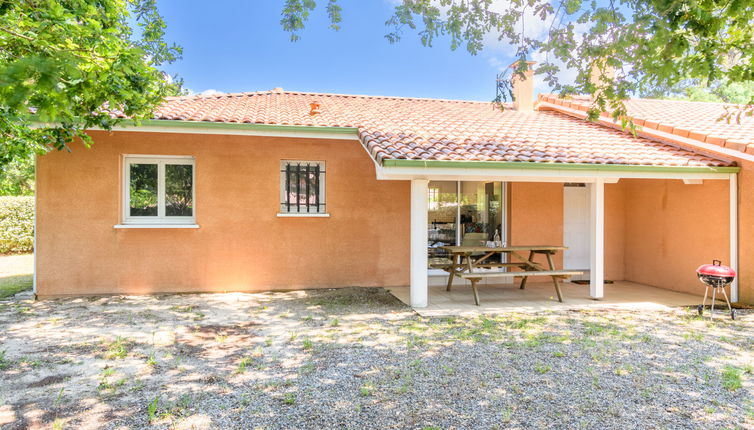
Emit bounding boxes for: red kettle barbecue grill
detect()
[696,260,736,320]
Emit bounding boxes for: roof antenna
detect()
[494,68,513,111]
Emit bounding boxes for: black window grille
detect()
[281,161,326,213]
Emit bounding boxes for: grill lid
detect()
[696,260,736,278]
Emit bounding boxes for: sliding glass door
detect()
[428,181,459,267]
[427,181,506,270]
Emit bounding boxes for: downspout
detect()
[730,172,739,302]
[33,154,38,298]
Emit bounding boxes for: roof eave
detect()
[125,119,360,135]
[381,158,740,174]
[536,97,754,165]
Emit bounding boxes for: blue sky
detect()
[158,1,545,101]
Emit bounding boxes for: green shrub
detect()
[0,196,34,253]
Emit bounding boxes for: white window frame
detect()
[279,160,327,216]
[122,155,196,225]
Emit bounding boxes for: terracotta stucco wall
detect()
[622,178,730,296]
[605,182,626,281]
[35,131,410,297]
[37,130,749,302]
[509,182,625,281]
[509,182,564,271]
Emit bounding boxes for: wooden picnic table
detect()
[439,245,583,306]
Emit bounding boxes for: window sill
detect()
[113,224,200,229]
[276,213,330,218]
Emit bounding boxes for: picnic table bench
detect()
[439,245,584,306]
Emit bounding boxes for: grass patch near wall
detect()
[0,254,34,298]
[0,274,32,299]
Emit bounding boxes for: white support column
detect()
[410,179,429,307]
[730,173,739,302]
[589,179,605,299]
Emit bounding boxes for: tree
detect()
[0,0,182,166]
[0,154,34,196]
[280,0,754,124]
[665,80,754,104]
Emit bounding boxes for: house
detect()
[34,66,754,306]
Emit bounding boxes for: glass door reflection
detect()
[428,181,505,269]
[427,181,458,267]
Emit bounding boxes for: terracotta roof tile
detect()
[539,94,754,157]
[141,90,733,168]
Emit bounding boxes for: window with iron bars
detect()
[279,161,326,214]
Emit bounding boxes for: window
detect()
[280,160,326,214]
[123,155,195,225]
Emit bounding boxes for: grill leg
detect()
[711,287,717,317]
[721,286,733,313]
[702,286,709,309]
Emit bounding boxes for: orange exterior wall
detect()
[604,182,626,281]
[509,182,563,266]
[36,130,752,303]
[509,182,564,270]
[35,131,411,297]
[509,182,625,281]
[510,179,746,301]
[622,178,730,296]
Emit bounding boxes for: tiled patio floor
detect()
[389,280,713,317]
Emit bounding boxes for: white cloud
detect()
[183,88,225,96]
[199,89,224,96]
[487,56,505,72]
[483,9,592,92]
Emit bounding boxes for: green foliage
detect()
[664,80,754,104]
[147,396,159,423]
[0,350,9,370]
[0,154,34,196]
[0,196,33,253]
[722,365,743,391]
[104,336,131,360]
[235,356,254,373]
[281,0,342,41]
[0,0,182,166]
[281,0,754,121]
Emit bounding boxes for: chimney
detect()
[590,61,615,91]
[509,60,536,112]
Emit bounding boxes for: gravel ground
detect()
[0,287,752,429]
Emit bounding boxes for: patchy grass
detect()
[722,365,744,391]
[302,338,313,350]
[0,350,10,370]
[0,253,33,298]
[0,274,32,299]
[0,287,751,429]
[282,392,296,405]
[103,336,132,360]
[235,356,255,374]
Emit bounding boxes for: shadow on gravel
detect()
[0,287,751,429]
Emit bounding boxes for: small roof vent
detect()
[271,87,284,93]
[309,101,321,116]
